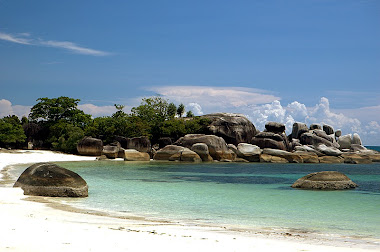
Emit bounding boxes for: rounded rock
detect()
[14,163,88,197]
[291,171,357,190]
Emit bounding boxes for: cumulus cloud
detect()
[248,97,362,134]
[150,86,280,113]
[248,100,295,133]
[0,99,31,118]
[0,31,109,56]
[78,104,118,117]
[186,103,204,116]
[246,97,380,145]
[305,97,362,133]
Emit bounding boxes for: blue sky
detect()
[1,0,379,144]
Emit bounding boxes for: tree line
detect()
[0,96,209,153]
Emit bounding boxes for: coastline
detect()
[1,150,379,251]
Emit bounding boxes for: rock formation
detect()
[265,122,285,134]
[191,143,213,162]
[251,132,287,151]
[169,149,202,162]
[124,149,150,161]
[174,134,235,160]
[236,143,262,162]
[262,148,303,163]
[323,124,334,135]
[309,124,322,130]
[291,171,358,190]
[291,122,308,140]
[158,137,173,148]
[338,134,352,149]
[202,113,257,145]
[77,136,103,156]
[259,154,288,163]
[14,163,88,197]
[102,144,119,159]
[153,145,187,160]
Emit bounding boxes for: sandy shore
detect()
[1,150,379,252]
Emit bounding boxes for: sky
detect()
[0,0,379,144]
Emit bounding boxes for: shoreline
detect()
[1,150,379,251]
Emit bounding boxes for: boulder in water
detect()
[14,163,88,197]
[291,171,358,190]
[124,149,150,161]
[236,143,261,162]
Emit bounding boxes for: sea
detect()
[6,147,380,244]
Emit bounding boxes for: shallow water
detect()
[10,160,380,240]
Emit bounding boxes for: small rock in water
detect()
[291,171,358,190]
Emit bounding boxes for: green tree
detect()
[131,97,170,123]
[49,120,84,153]
[29,96,91,128]
[186,111,194,117]
[113,104,127,118]
[167,102,177,119]
[177,103,185,118]
[0,115,26,147]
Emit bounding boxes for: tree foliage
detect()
[0,115,26,146]
[131,97,171,123]
[48,120,84,153]
[1,96,211,152]
[186,111,194,117]
[177,103,185,118]
[29,96,91,127]
[167,102,177,119]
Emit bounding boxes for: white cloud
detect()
[0,99,120,119]
[246,97,380,145]
[305,97,362,133]
[0,32,31,45]
[40,40,110,56]
[0,99,31,118]
[150,86,280,113]
[78,104,117,117]
[248,100,295,133]
[0,31,109,56]
[187,103,204,116]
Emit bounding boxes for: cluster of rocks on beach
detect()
[14,113,378,197]
[77,113,380,164]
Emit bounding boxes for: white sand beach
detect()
[0,150,378,252]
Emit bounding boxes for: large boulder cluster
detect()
[77,136,151,161]
[77,114,379,164]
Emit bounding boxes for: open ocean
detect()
[9,155,380,241]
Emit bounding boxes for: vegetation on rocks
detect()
[0,96,203,153]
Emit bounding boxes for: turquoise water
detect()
[33,161,380,240]
[367,146,380,152]
[8,160,380,240]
